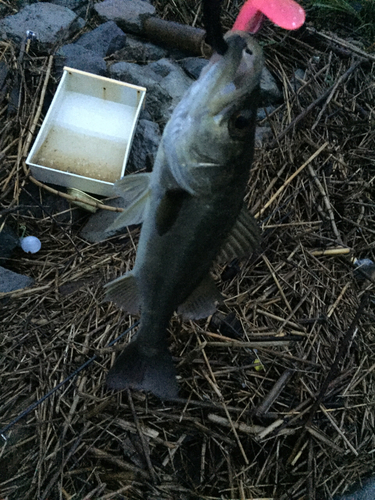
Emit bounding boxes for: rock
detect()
[114,35,168,63]
[290,68,306,92]
[0,266,34,293]
[109,60,161,85]
[127,119,161,173]
[147,58,178,78]
[75,21,127,57]
[255,126,273,147]
[94,0,155,35]
[50,0,88,13]
[334,476,375,500]
[55,44,107,77]
[109,61,168,121]
[158,62,193,100]
[80,198,128,243]
[257,105,276,121]
[260,67,283,105]
[0,3,85,49]
[0,225,18,264]
[179,57,209,80]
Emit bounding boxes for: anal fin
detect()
[107,173,151,231]
[218,206,261,263]
[104,271,140,314]
[177,274,222,320]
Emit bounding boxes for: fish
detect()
[104,31,264,399]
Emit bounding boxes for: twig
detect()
[269,60,362,147]
[308,163,343,244]
[307,27,375,63]
[127,389,157,484]
[306,293,369,424]
[0,321,139,440]
[255,142,329,218]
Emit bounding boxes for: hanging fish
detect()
[104,31,264,399]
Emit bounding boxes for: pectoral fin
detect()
[218,206,261,263]
[177,274,222,320]
[104,272,140,314]
[107,174,151,231]
[156,189,190,236]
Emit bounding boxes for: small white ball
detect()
[20,236,42,253]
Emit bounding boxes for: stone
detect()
[114,35,168,63]
[179,57,209,80]
[0,266,34,293]
[50,0,88,12]
[109,61,169,121]
[334,476,375,500]
[257,105,276,121]
[0,3,85,49]
[127,119,161,173]
[255,126,273,147]
[94,0,155,35]
[260,67,283,105]
[158,63,193,101]
[147,58,178,78]
[0,225,18,264]
[75,21,127,57]
[55,44,107,77]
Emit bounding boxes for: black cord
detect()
[0,321,139,440]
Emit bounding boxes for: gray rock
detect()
[0,225,18,263]
[94,0,155,35]
[80,198,128,243]
[109,61,168,121]
[147,60,193,122]
[260,67,283,104]
[75,21,126,57]
[109,60,161,85]
[256,105,276,121]
[55,44,107,77]
[255,126,273,147]
[114,35,168,63]
[179,57,208,80]
[127,119,161,173]
[147,58,178,78]
[290,68,306,92]
[50,0,88,13]
[159,63,193,101]
[334,476,375,500]
[0,266,33,293]
[0,3,85,49]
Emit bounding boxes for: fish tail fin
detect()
[107,337,178,400]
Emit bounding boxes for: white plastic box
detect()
[26,67,146,196]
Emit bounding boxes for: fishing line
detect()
[0,321,139,441]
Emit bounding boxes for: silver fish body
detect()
[105,31,264,399]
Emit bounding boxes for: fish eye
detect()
[229,111,254,139]
[234,115,251,129]
[244,47,253,55]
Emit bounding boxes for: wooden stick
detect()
[255,142,329,218]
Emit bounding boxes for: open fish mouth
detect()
[206,31,264,119]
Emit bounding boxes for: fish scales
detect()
[104,31,264,399]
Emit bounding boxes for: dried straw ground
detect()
[1,3,375,500]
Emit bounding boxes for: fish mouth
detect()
[198,31,264,119]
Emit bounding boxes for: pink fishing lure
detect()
[233,0,305,33]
